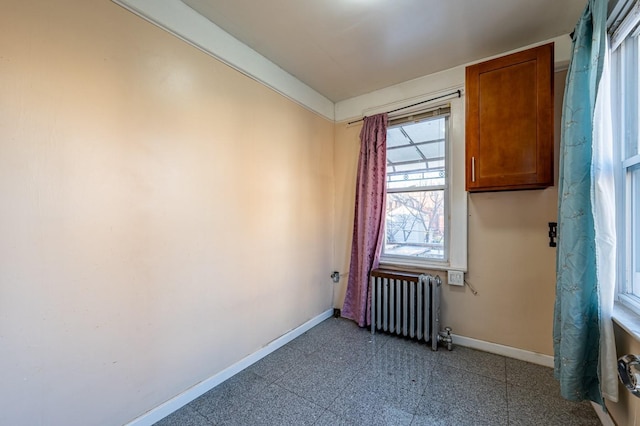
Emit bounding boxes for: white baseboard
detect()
[453,335,617,424]
[126,308,334,426]
[451,334,554,368]
[592,402,616,426]
[127,318,612,425]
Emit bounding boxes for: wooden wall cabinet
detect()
[465,43,554,192]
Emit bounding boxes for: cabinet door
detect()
[465,43,554,192]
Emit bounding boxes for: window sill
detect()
[379,259,465,275]
[379,260,467,277]
[613,303,640,343]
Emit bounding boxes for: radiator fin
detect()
[370,269,441,351]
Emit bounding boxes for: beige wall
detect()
[4,1,620,423]
[0,1,334,425]
[333,123,361,309]
[334,70,567,356]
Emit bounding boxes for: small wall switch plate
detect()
[448,270,464,286]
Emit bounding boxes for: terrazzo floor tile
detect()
[190,396,255,426]
[152,317,601,426]
[314,339,378,367]
[285,329,334,356]
[370,359,432,395]
[207,369,270,399]
[188,370,269,424]
[244,383,325,425]
[436,345,507,382]
[506,357,560,396]
[370,340,436,394]
[412,397,507,426]
[507,383,601,426]
[332,368,424,416]
[274,353,357,408]
[305,317,362,341]
[316,329,392,367]
[245,344,307,382]
[326,402,414,426]
[314,409,354,426]
[429,364,508,421]
[314,410,413,426]
[153,405,213,426]
[287,318,369,355]
[375,334,440,364]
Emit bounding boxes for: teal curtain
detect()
[554,0,608,405]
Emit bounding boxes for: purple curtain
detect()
[342,113,388,327]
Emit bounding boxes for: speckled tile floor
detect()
[154,317,601,426]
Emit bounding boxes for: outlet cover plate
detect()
[448,270,464,286]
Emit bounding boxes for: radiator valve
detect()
[438,326,453,351]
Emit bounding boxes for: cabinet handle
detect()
[471,157,476,183]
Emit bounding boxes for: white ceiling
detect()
[181,0,586,102]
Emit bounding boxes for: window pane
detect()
[384,191,445,260]
[387,127,410,148]
[402,119,445,142]
[632,167,640,296]
[623,34,639,158]
[387,145,426,163]
[386,116,447,190]
[387,170,445,189]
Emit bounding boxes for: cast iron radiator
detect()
[370,269,443,351]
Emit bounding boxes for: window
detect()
[382,110,449,266]
[612,7,640,310]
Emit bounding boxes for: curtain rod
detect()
[347,89,462,125]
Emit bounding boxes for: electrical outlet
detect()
[448,270,464,286]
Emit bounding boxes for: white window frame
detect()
[379,97,467,272]
[382,112,450,266]
[611,1,640,314]
[617,161,640,312]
